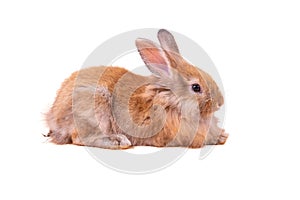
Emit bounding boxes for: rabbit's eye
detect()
[192,83,201,93]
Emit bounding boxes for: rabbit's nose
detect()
[218,95,224,107]
[216,102,223,109]
[216,100,223,109]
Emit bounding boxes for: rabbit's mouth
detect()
[199,98,221,117]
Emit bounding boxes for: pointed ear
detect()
[157,29,180,54]
[135,38,172,77]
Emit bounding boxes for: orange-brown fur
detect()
[46,29,228,149]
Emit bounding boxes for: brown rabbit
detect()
[45,29,228,149]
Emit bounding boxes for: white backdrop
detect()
[1,0,299,199]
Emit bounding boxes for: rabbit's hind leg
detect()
[72,86,132,149]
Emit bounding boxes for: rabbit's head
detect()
[136,29,224,119]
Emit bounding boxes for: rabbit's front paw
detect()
[217,129,229,145]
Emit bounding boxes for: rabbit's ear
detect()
[136,38,172,77]
[157,29,180,54]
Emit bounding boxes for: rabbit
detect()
[45,29,228,149]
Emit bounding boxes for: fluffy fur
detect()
[46,29,228,149]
